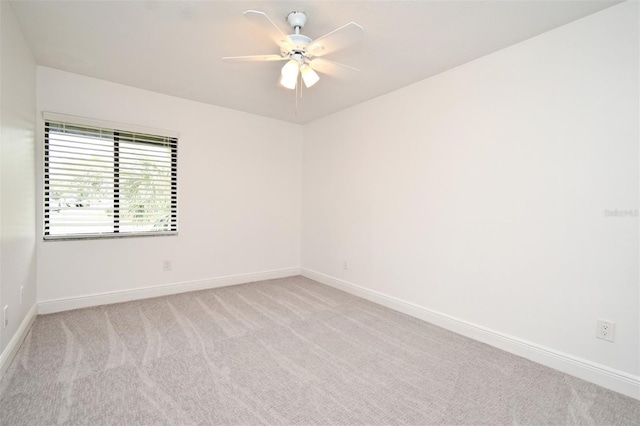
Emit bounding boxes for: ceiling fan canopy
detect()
[222,10,365,90]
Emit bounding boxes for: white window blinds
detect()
[44,115,178,240]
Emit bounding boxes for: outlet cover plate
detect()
[596,319,615,342]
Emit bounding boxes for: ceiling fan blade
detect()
[222,54,287,62]
[307,22,365,57]
[309,58,359,79]
[243,10,289,48]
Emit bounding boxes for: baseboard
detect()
[0,303,37,380]
[38,267,300,314]
[300,267,640,401]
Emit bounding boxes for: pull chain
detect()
[294,70,303,116]
[295,77,299,116]
[299,71,303,100]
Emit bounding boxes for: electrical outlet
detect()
[163,260,172,272]
[343,260,348,270]
[596,319,615,342]
[3,306,8,328]
[20,286,24,305]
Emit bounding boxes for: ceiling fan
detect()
[222,10,365,90]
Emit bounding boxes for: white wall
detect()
[36,67,302,306]
[0,0,37,358]
[302,0,639,386]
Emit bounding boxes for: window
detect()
[43,114,178,240]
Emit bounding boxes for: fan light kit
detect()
[223,10,365,92]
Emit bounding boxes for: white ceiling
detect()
[10,0,620,124]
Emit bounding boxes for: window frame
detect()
[42,112,179,241]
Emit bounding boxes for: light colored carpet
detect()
[0,276,638,425]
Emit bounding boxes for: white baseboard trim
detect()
[0,303,37,380]
[301,267,640,401]
[38,267,301,315]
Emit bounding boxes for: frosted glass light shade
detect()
[301,64,320,88]
[280,60,299,90]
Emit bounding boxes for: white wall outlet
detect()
[20,286,24,304]
[3,305,8,328]
[343,260,348,270]
[162,260,172,272]
[596,319,615,342]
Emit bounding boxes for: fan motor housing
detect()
[287,34,312,50]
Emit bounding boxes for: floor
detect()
[1,276,639,425]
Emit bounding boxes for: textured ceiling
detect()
[10,0,620,124]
